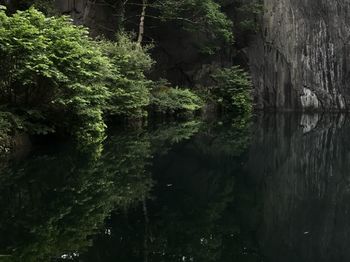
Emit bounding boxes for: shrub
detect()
[0,7,110,144]
[211,66,252,114]
[99,34,153,119]
[150,81,203,115]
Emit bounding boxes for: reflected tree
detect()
[78,115,260,262]
[0,134,153,261]
[0,119,205,261]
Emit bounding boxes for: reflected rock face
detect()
[249,114,350,262]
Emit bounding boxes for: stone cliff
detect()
[54,0,122,38]
[249,0,350,111]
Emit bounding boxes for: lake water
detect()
[0,113,349,262]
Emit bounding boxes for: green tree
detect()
[211,66,253,114]
[0,7,110,144]
[99,34,153,119]
[0,7,155,145]
[155,0,233,42]
[134,0,233,53]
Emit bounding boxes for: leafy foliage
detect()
[0,7,110,144]
[0,8,156,146]
[0,3,255,148]
[211,66,252,114]
[99,34,153,119]
[150,83,203,115]
[154,0,233,53]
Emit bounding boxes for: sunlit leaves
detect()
[150,85,203,115]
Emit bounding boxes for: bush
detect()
[150,81,203,115]
[0,7,110,144]
[99,34,153,119]
[211,66,252,114]
[0,7,166,146]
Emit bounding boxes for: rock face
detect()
[54,0,121,38]
[249,0,350,111]
[54,0,87,24]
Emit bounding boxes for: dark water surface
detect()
[0,113,349,262]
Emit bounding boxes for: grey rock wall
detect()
[54,0,121,38]
[249,0,350,111]
[54,0,86,24]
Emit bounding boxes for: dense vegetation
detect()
[0,1,258,259]
[0,0,257,149]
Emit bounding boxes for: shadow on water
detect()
[1,113,350,261]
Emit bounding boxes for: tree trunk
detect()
[137,0,147,45]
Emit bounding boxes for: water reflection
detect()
[78,117,256,262]
[0,119,236,261]
[0,132,153,261]
[4,113,350,262]
[250,113,350,262]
